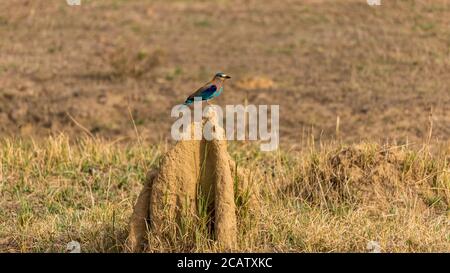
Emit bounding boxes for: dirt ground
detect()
[1,0,449,146]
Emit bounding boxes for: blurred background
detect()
[1,0,449,147]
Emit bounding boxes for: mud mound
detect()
[235,76,275,90]
[287,144,448,211]
[127,110,258,252]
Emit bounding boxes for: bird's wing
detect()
[185,83,217,103]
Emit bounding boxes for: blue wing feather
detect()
[184,84,217,105]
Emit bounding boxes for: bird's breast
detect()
[214,87,224,97]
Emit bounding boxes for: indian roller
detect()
[183,72,231,105]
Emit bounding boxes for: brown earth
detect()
[0,0,449,147]
[128,111,258,252]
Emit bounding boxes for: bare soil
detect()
[1,0,449,146]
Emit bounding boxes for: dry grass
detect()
[0,136,448,252]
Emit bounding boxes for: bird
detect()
[183,72,231,105]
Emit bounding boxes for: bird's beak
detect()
[224,75,231,79]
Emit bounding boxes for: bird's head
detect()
[213,72,231,81]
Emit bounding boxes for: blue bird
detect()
[183,72,231,105]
